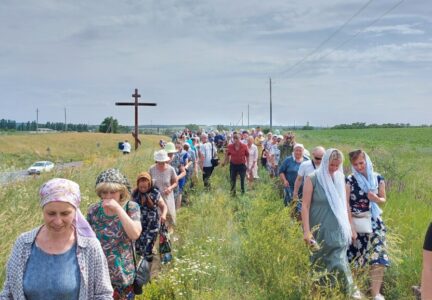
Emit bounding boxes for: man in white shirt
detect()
[293,146,325,202]
[199,133,217,189]
[122,140,131,155]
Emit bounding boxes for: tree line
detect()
[0,119,90,132]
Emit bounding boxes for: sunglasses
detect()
[313,156,322,161]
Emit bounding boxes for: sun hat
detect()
[154,149,170,162]
[164,142,177,153]
[95,168,131,191]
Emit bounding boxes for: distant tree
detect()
[216,124,229,132]
[99,117,119,133]
[184,124,200,132]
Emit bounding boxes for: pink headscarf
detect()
[39,178,95,238]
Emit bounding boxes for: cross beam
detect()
[115,88,157,150]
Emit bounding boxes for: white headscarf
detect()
[316,149,352,245]
[351,151,383,219]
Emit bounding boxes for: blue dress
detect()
[346,174,390,268]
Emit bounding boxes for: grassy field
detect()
[0,128,430,299]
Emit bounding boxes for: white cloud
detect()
[363,24,425,35]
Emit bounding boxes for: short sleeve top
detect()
[346,173,384,214]
[424,223,432,251]
[87,201,140,288]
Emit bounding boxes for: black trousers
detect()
[202,166,214,188]
[230,163,246,194]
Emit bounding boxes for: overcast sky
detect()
[1,0,431,127]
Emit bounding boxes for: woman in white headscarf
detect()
[302,149,357,297]
[346,149,388,300]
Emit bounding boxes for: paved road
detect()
[0,161,83,186]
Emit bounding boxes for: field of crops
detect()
[0,128,430,299]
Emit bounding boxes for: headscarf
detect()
[316,149,352,245]
[351,151,383,219]
[95,168,131,192]
[39,178,96,238]
[292,143,306,161]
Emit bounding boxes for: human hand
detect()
[283,180,290,188]
[160,215,166,224]
[102,198,121,213]
[163,186,173,195]
[367,191,378,202]
[351,229,358,242]
[303,231,313,245]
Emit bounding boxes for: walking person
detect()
[149,150,178,227]
[292,146,325,219]
[346,149,389,300]
[246,136,259,186]
[87,169,142,300]
[302,149,360,298]
[132,172,168,274]
[222,133,249,196]
[199,133,217,189]
[0,178,113,300]
[279,143,308,207]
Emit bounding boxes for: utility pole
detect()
[269,77,273,132]
[64,107,67,131]
[247,104,250,129]
[36,108,39,132]
[241,112,244,127]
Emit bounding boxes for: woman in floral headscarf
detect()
[87,169,142,300]
[0,178,113,300]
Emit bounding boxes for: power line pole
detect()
[269,77,273,132]
[64,107,67,131]
[36,108,39,132]
[241,112,244,127]
[247,104,250,129]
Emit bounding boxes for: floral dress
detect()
[346,174,390,268]
[87,201,141,289]
[132,187,161,261]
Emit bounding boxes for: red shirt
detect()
[227,143,249,165]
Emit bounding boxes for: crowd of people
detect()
[0,127,430,300]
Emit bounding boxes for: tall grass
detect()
[1,128,431,299]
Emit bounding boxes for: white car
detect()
[27,161,55,175]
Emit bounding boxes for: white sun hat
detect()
[154,150,170,162]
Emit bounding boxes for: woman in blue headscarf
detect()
[346,149,389,300]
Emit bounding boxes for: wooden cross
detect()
[116,88,157,150]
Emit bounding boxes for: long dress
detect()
[149,164,177,225]
[309,173,354,292]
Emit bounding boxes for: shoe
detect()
[373,294,385,300]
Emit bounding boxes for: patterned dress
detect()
[132,187,161,261]
[346,174,390,268]
[87,201,141,289]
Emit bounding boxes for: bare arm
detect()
[279,173,289,188]
[115,202,142,240]
[422,249,432,299]
[292,175,303,199]
[158,196,168,224]
[367,180,386,204]
[301,177,313,244]
[346,184,357,241]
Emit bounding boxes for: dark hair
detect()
[348,149,365,162]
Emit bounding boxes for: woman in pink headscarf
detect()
[0,178,113,300]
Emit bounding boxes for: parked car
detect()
[27,161,55,175]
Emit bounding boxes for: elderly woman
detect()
[246,136,259,185]
[149,150,178,226]
[132,172,168,263]
[87,169,142,300]
[302,149,358,297]
[279,143,309,207]
[0,178,113,300]
[346,149,389,300]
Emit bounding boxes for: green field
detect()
[0,128,430,299]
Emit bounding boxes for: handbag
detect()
[211,143,219,167]
[126,201,145,295]
[159,223,172,264]
[352,211,372,234]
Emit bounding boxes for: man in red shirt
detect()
[222,133,249,195]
